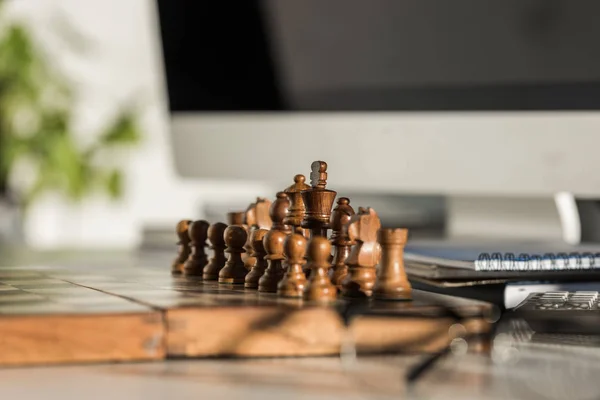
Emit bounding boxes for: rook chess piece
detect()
[203,222,228,280]
[303,236,337,302]
[258,229,287,292]
[330,198,355,288]
[172,219,192,274]
[284,174,311,236]
[184,220,210,276]
[341,207,382,298]
[301,161,337,238]
[244,229,269,289]
[277,233,308,298]
[373,228,412,300]
[218,225,248,284]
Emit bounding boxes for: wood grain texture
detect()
[0,313,164,366]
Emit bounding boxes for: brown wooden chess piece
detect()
[303,236,337,302]
[301,161,337,238]
[270,192,292,234]
[203,222,228,280]
[172,219,192,274]
[245,197,273,229]
[341,207,382,298]
[277,233,308,298]
[183,220,210,277]
[244,228,269,289]
[284,174,311,237]
[330,198,355,288]
[218,225,248,284]
[258,229,287,293]
[227,212,244,226]
[373,228,412,300]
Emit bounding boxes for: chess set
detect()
[0,161,492,366]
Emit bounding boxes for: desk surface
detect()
[0,248,598,400]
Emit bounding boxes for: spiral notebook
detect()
[404,242,600,281]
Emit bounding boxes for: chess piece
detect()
[245,197,273,229]
[203,222,228,280]
[172,219,192,274]
[341,207,382,298]
[301,161,337,237]
[330,198,355,288]
[284,174,311,236]
[244,228,269,289]
[270,192,292,234]
[258,229,287,292]
[373,228,412,300]
[227,212,244,226]
[218,225,248,284]
[303,236,337,302]
[277,233,308,298]
[183,220,210,276]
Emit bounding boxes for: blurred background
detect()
[2,0,600,253]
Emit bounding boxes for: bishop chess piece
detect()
[203,222,228,281]
[301,161,337,238]
[330,198,355,288]
[258,229,287,293]
[184,220,210,277]
[303,236,337,302]
[341,207,382,298]
[218,225,248,284]
[244,228,269,289]
[172,219,192,274]
[283,174,311,237]
[373,228,412,300]
[277,233,308,298]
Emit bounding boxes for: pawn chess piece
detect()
[301,161,337,238]
[373,228,412,300]
[258,229,287,292]
[303,236,337,302]
[277,233,308,298]
[284,174,311,236]
[341,207,382,298]
[270,192,292,234]
[172,219,193,274]
[244,229,269,289]
[218,225,248,284]
[330,198,355,288]
[227,212,244,226]
[203,222,228,280]
[184,220,210,276]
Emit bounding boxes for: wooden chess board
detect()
[0,264,493,366]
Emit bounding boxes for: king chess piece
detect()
[218,225,248,284]
[203,222,228,280]
[172,219,192,275]
[330,198,355,289]
[341,207,382,298]
[183,220,210,277]
[277,233,308,298]
[301,161,337,238]
[303,236,337,302]
[373,228,412,301]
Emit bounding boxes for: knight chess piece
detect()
[218,225,248,284]
[172,219,193,274]
[330,198,355,288]
[277,233,308,298]
[245,197,273,229]
[301,161,337,238]
[303,236,337,302]
[373,228,412,301]
[258,229,287,293]
[341,207,382,298]
[284,174,311,236]
[203,222,228,280]
[244,229,269,289]
[183,220,210,277]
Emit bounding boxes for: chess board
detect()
[0,263,492,366]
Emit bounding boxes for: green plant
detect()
[0,1,141,210]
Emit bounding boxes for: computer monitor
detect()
[155,0,600,242]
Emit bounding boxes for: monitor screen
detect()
[156,0,600,111]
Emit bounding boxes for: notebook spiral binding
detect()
[474,252,600,271]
